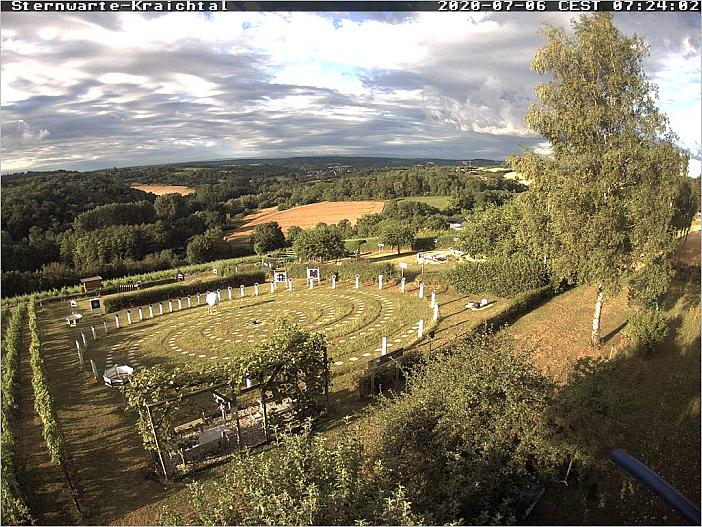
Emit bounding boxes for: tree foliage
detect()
[511,13,689,345]
[292,225,346,261]
[378,219,416,254]
[457,201,523,258]
[251,221,286,255]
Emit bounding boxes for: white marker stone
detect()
[355,274,360,289]
[75,340,81,352]
[254,283,260,296]
[309,278,314,290]
[378,274,383,290]
[159,302,163,315]
[240,285,245,297]
[149,305,154,318]
[168,300,173,313]
[245,377,253,389]
[270,282,275,293]
[81,332,87,345]
[381,336,388,356]
[103,320,108,333]
[331,276,336,289]
[401,277,406,293]
[187,296,191,308]
[433,303,440,322]
[418,319,424,338]
[126,310,132,325]
[197,294,201,306]
[91,325,96,340]
[430,291,436,308]
[115,314,120,328]
[91,359,99,382]
[178,298,182,310]
[419,282,424,299]
[228,286,232,300]
[288,278,293,291]
[139,307,144,320]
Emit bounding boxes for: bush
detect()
[625,309,670,354]
[103,271,266,312]
[442,253,548,297]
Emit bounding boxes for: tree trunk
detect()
[591,286,604,348]
[397,246,400,255]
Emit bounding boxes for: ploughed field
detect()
[130,184,196,196]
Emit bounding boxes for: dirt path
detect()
[15,320,78,525]
[35,302,171,524]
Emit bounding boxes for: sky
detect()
[1,10,700,175]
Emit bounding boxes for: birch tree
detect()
[511,13,688,347]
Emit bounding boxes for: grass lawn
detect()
[389,195,453,211]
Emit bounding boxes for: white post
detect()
[309,278,314,290]
[139,307,144,320]
[254,283,260,296]
[378,274,383,290]
[418,319,424,338]
[355,274,360,289]
[81,332,87,346]
[103,320,108,333]
[287,278,293,291]
[149,305,154,318]
[381,336,388,356]
[159,302,164,315]
[91,325,96,340]
[75,340,81,352]
[91,359,99,382]
[430,291,436,308]
[187,296,191,308]
[115,314,120,329]
[228,286,232,300]
[419,282,424,299]
[270,281,275,293]
[126,310,132,325]
[401,277,406,293]
[240,285,245,297]
[331,276,336,289]
[168,300,173,313]
[245,377,252,389]
[433,303,440,322]
[178,298,182,310]
[197,294,201,306]
[217,289,222,302]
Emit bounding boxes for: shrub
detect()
[103,271,266,313]
[442,253,548,297]
[625,309,670,355]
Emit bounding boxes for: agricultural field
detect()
[130,184,196,196]
[390,195,453,210]
[225,200,385,243]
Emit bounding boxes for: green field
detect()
[388,195,453,210]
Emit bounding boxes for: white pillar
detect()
[245,377,252,389]
[378,274,383,290]
[228,287,232,300]
[91,325,96,340]
[139,307,144,320]
[178,298,182,310]
[91,359,99,382]
[331,276,336,289]
[401,277,406,293]
[254,283,260,296]
[149,305,154,318]
[433,303,440,322]
[168,300,173,313]
[381,336,388,356]
[126,310,132,325]
[197,294,201,305]
[355,274,360,289]
[81,332,87,345]
[288,279,293,291]
[115,314,120,328]
[76,340,81,352]
[309,278,314,290]
[418,319,424,338]
[419,282,424,299]
[240,285,245,297]
[159,303,163,315]
[270,281,275,293]
[430,291,436,308]
[187,296,191,308]
[103,320,108,333]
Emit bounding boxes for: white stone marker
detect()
[75,340,81,352]
[168,300,173,313]
[355,274,360,289]
[81,332,87,346]
[240,285,245,297]
[115,314,120,328]
[418,319,424,338]
[270,281,275,293]
[127,310,132,325]
[76,342,83,367]
[309,278,314,290]
[331,275,336,289]
[378,274,383,290]
[245,377,253,389]
[433,303,440,322]
[254,283,260,296]
[139,307,144,320]
[149,305,154,318]
[197,294,201,305]
[187,296,191,308]
[216,289,221,301]
[288,278,293,291]
[228,286,232,300]
[91,359,99,382]
[419,282,425,299]
[159,302,164,315]
[381,336,388,356]
[178,298,182,310]
[91,325,96,340]
[103,320,108,333]
[401,277,406,293]
[430,291,436,308]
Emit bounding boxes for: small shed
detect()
[80,276,102,292]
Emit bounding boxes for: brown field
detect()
[225,200,385,242]
[131,184,195,196]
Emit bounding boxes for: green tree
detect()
[251,221,286,255]
[378,220,416,254]
[286,225,303,246]
[457,201,522,258]
[154,193,188,221]
[293,225,346,261]
[511,13,688,347]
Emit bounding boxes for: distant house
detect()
[80,276,102,292]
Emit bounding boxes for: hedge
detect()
[285,260,397,283]
[442,254,548,297]
[1,303,33,525]
[103,270,267,313]
[28,299,66,466]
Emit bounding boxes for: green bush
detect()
[285,260,397,283]
[442,253,548,297]
[103,271,266,313]
[625,309,670,354]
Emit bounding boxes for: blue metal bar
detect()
[610,449,701,525]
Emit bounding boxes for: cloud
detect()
[0,11,699,172]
